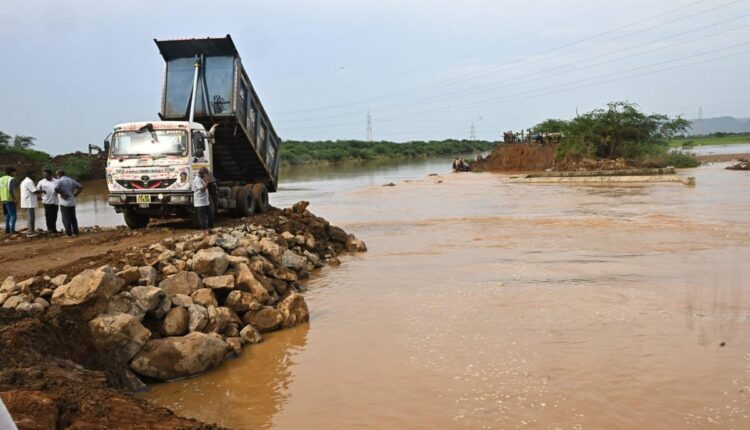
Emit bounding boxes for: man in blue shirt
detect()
[54,170,83,237]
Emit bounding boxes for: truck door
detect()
[191,129,211,173]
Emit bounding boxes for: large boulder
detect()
[243,306,283,333]
[161,307,189,337]
[188,303,209,332]
[211,233,240,251]
[203,275,235,290]
[129,332,230,381]
[277,293,310,328]
[282,250,308,272]
[88,312,151,364]
[259,238,283,263]
[328,225,348,244]
[107,291,148,321]
[190,288,218,308]
[129,286,165,312]
[158,271,202,297]
[235,263,271,304]
[224,290,262,313]
[239,325,262,345]
[116,267,141,286]
[51,266,120,320]
[138,266,158,286]
[171,294,194,308]
[204,306,232,334]
[192,247,229,276]
[346,234,368,252]
[3,294,32,310]
[49,274,68,287]
[0,276,18,295]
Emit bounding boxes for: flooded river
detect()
[136,159,750,429]
[9,153,750,428]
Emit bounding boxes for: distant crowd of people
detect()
[503,129,563,144]
[1,166,83,238]
[452,156,469,172]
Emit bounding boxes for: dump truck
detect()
[103,35,281,229]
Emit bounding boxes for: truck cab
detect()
[105,121,211,228]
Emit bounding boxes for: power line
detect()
[281,46,750,133]
[278,6,750,126]
[274,0,727,116]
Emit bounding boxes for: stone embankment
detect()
[0,202,366,428]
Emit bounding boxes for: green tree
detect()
[532,119,568,133]
[0,131,10,146]
[560,101,689,159]
[12,135,36,149]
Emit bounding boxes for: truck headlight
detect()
[106,174,113,184]
[171,195,190,203]
[120,194,127,202]
[180,172,187,183]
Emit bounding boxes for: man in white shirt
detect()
[191,167,211,234]
[36,169,59,234]
[19,170,41,237]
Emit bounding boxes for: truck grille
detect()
[115,179,177,190]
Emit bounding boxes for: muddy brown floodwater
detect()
[137,162,750,429]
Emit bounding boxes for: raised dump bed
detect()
[155,35,280,191]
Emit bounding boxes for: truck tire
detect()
[252,183,269,213]
[236,187,256,217]
[123,208,149,229]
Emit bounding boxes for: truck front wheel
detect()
[236,187,257,217]
[123,208,149,229]
[252,183,269,213]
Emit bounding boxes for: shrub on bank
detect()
[533,101,699,168]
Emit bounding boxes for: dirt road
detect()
[0,217,248,281]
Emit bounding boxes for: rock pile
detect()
[0,204,366,384]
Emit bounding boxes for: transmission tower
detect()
[366,111,373,142]
[469,123,476,141]
[698,106,704,136]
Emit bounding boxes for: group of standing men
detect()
[1,167,83,238]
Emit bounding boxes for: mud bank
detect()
[0,203,365,429]
[471,143,643,172]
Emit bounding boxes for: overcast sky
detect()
[1,0,749,153]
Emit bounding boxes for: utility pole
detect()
[469,123,476,141]
[366,111,373,142]
[698,106,704,136]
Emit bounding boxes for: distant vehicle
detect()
[103,35,281,229]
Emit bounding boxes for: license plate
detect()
[136,195,151,205]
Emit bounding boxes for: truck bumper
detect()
[108,193,193,214]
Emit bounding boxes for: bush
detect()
[644,151,700,168]
[0,145,51,164]
[279,139,498,165]
[55,157,93,180]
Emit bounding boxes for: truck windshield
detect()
[111,129,188,157]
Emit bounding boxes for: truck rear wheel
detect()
[123,208,149,229]
[252,183,269,213]
[236,187,257,217]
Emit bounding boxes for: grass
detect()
[668,133,750,148]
